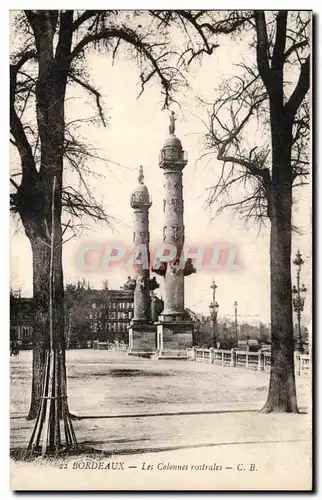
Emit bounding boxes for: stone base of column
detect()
[155,319,194,360]
[128,323,157,358]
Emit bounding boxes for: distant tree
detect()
[123,276,136,291]
[65,281,92,348]
[259,322,270,344]
[198,317,212,347]
[216,322,233,349]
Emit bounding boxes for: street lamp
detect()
[292,250,307,353]
[234,301,238,348]
[91,302,97,347]
[209,279,219,347]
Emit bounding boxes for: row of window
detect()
[92,301,133,311]
[109,322,128,332]
[90,311,133,320]
[91,321,129,333]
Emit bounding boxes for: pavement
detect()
[10,350,312,490]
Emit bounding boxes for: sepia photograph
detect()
[9,8,312,491]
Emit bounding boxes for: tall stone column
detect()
[153,113,196,359]
[163,167,185,317]
[128,166,158,356]
[131,166,151,323]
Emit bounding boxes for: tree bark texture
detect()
[23,11,72,419]
[262,113,298,413]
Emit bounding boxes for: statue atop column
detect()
[138,165,144,184]
[169,111,176,135]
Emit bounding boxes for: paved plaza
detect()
[10,350,312,489]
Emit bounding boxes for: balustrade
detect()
[188,347,310,377]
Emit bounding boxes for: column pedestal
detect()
[155,316,194,359]
[128,322,157,358]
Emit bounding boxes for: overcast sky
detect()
[10,18,312,324]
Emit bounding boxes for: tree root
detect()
[260,401,299,414]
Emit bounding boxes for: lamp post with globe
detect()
[209,279,219,348]
[292,250,307,353]
[234,301,238,348]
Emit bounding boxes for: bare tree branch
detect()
[68,72,106,126]
[272,11,288,70]
[286,55,310,119]
[10,63,37,176]
[72,10,102,31]
[70,26,175,107]
[62,186,113,224]
[254,11,272,92]
[201,10,310,231]
[284,39,309,60]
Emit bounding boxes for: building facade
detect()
[88,288,164,346]
[87,288,135,344]
[10,296,34,347]
[10,283,164,348]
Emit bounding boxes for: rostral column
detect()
[153,112,196,358]
[128,166,159,356]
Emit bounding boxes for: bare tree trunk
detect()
[11,12,73,421]
[27,231,66,420]
[26,99,68,420]
[27,238,50,420]
[262,127,298,413]
[262,215,298,412]
[27,178,77,454]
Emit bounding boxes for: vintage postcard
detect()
[10,9,312,491]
